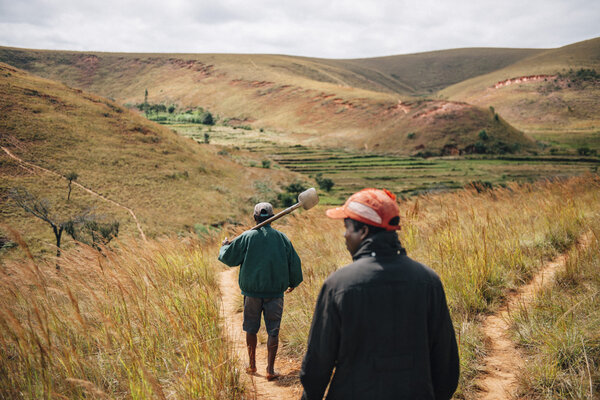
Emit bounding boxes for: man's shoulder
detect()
[264,226,292,242]
[325,255,442,292]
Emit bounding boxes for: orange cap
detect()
[326,188,401,231]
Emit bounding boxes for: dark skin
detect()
[344,218,370,256]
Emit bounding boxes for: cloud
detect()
[0,0,598,58]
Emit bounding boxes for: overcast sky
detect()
[0,0,598,59]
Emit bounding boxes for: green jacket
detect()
[218,225,303,298]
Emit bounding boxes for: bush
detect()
[478,130,489,141]
[577,146,596,156]
[262,160,271,169]
[474,141,487,154]
[407,132,416,139]
[277,181,308,207]
[200,112,214,125]
[315,173,334,192]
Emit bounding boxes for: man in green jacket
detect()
[219,202,303,381]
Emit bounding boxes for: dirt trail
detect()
[219,268,303,399]
[1,146,147,241]
[476,234,590,399]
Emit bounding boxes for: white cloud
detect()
[0,0,598,57]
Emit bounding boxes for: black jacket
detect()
[300,231,459,399]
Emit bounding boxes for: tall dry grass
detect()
[511,222,600,398]
[2,174,599,399]
[276,174,600,398]
[0,236,244,399]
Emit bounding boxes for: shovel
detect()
[225,188,319,243]
[252,187,319,230]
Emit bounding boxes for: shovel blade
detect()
[298,187,319,210]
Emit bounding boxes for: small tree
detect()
[10,188,85,265]
[66,171,78,201]
[315,173,334,192]
[478,130,489,141]
[262,160,271,169]
[200,111,214,125]
[204,132,210,144]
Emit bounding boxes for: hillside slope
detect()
[0,62,299,254]
[441,37,600,134]
[0,47,534,155]
[320,47,542,95]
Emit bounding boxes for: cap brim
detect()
[325,207,347,219]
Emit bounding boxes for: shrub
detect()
[277,181,308,207]
[577,146,596,156]
[474,141,487,154]
[262,160,271,169]
[407,132,416,139]
[315,173,334,192]
[478,130,489,141]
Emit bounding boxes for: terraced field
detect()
[173,123,600,204]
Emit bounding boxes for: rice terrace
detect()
[1,31,600,400]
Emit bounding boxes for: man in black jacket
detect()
[300,188,459,399]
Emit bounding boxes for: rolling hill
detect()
[440,37,600,136]
[0,47,535,155]
[0,62,301,255]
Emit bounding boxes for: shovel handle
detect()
[252,202,302,230]
[226,202,302,244]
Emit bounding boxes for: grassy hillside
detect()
[441,38,600,141]
[0,62,300,256]
[0,47,534,155]
[321,47,542,95]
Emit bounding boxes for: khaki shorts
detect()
[243,296,284,337]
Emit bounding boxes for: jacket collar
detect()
[352,231,407,261]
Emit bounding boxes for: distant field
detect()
[528,129,600,151]
[172,123,600,203]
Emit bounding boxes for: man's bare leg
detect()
[266,334,280,380]
[246,332,257,373]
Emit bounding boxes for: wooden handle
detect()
[252,202,302,230]
[226,202,302,243]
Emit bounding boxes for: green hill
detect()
[0,62,300,255]
[0,47,534,156]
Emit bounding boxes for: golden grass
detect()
[0,62,300,256]
[265,174,600,398]
[511,221,600,398]
[0,236,245,399]
[2,174,599,399]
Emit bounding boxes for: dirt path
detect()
[219,268,303,399]
[476,234,590,399]
[2,146,147,241]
